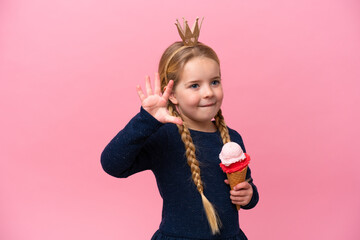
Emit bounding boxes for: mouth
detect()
[200,102,216,107]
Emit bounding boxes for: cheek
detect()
[184,98,199,107]
[217,89,224,102]
[181,93,200,106]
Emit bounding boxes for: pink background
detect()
[1,0,360,239]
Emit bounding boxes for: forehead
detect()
[180,57,220,80]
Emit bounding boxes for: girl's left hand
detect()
[224,179,253,207]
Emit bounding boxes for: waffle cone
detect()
[226,166,248,211]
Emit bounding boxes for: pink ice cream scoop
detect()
[219,142,247,166]
[219,142,250,173]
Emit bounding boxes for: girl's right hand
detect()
[136,73,183,125]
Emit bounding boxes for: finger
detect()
[145,75,153,96]
[164,115,183,125]
[230,195,244,201]
[162,80,174,100]
[233,181,251,191]
[230,189,249,197]
[230,196,245,205]
[224,179,229,185]
[136,85,146,102]
[230,195,250,203]
[232,199,248,206]
[154,72,161,95]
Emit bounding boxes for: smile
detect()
[200,103,216,107]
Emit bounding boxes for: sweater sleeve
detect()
[100,107,166,178]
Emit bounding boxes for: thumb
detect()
[224,179,229,185]
[164,115,183,125]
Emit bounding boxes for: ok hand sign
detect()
[136,73,182,125]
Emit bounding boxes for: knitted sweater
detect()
[101,107,259,240]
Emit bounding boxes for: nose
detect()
[202,85,214,98]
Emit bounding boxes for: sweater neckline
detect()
[189,128,219,134]
[187,121,219,134]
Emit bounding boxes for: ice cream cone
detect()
[226,166,248,210]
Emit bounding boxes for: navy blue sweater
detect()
[101,107,259,240]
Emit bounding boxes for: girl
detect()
[101,19,259,240]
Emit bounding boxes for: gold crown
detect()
[175,17,204,46]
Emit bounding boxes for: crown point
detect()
[174,17,203,46]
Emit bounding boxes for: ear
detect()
[168,91,178,105]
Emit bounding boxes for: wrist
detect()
[140,106,164,126]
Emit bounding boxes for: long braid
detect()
[215,109,231,144]
[181,124,203,192]
[168,104,221,234]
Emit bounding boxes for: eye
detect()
[190,84,199,89]
[211,79,221,85]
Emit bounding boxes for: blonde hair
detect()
[159,41,231,234]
